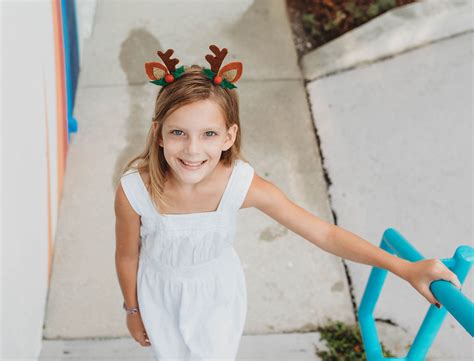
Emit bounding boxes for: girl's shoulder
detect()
[138,169,151,190]
[122,167,150,189]
[118,167,153,216]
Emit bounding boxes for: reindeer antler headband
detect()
[144,44,243,89]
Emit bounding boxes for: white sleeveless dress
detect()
[120,158,254,361]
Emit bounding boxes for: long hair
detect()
[121,65,248,213]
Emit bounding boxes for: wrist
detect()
[123,301,140,315]
[390,257,412,280]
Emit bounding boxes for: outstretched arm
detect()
[242,173,462,306]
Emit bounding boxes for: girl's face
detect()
[155,99,238,186]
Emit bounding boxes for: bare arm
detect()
[243,173,410,277]
[114,182,141,309]
[323,225,410,278]
[242,173,461,306]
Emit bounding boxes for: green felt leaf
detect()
[201,68,237,88]
[221,78,237,89]
[202,68,216,80]
[173,65,185,78]
[150,78,167,86]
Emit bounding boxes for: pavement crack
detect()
[301,77,359,324]
[375,317,410,334]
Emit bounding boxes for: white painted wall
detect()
[75,0,97,67]
[2,1,58,359]
[1,0,98,357]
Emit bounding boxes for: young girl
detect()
[114,45,461,361]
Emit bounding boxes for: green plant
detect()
[301,13,322,37]
[314,320,395,360]
[298,0,415,49]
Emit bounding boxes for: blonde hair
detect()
[122,65,249,213]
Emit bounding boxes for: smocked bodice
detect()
[120,159,254,267]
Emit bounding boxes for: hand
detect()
[402,258,462,307]
[126,312,151,347]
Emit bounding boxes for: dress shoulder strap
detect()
[120,169,156,217]
[219,159,255,212]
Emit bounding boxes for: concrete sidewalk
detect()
[303,0,473,359]
[42,0,350,359]
[40,0,472,359]
[40,332,328,360]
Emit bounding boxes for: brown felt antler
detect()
[157,49,179,73]
[205,45,228,74]
[145,48,185,86]
[145,45,242,89]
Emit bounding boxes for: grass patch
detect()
[314,320,395,360]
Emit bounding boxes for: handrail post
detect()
[358,228,473,360]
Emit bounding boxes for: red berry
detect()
[213,76,222,85]
[165,74,174,83]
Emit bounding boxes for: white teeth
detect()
[180,159,205,166]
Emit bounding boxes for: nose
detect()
[184,134,202,154]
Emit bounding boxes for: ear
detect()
[145,62,168,81]
[223,124,238,151]
[218,62,243,84]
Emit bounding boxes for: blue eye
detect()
[170,130,217,137]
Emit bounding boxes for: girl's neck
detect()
[159,160,233,214]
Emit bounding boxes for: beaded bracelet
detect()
[123,301,140,315]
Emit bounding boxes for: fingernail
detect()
[435,303,441,309]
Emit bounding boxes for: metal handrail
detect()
[358,228,473,360]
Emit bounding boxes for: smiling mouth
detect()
[179,159,207,168]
